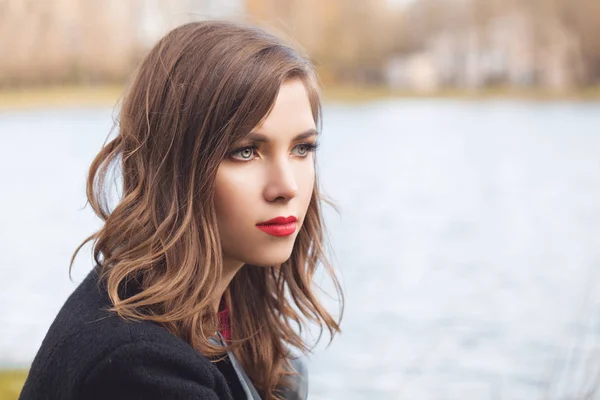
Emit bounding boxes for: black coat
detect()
[18,266,261,400]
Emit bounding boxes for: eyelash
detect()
[229,142,320,161]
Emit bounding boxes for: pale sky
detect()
[386,0,416,8]
[387,0,416,4]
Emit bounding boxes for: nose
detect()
[263,157,298,203]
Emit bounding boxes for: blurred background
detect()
[1,0,600,399]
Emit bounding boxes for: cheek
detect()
[214,167,250,224]
[297,162,316,202]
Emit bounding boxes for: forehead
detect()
[253,78,316,137]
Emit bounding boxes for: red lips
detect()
[257,216,297,225]
[256,216,297,237]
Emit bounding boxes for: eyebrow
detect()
[244,128,319,144]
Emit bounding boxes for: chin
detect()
[246,246,295,268]
[250,256,293,268]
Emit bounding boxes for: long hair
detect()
[69,20,343,399]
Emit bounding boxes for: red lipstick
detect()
[256,216,297,237]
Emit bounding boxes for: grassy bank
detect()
[1,84,599,111]
[0,85,123,111]
[322,84,600,103]
[0,370,28,400]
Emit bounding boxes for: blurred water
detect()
[1,100,600,399]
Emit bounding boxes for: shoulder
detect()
[78,334,232,400]
[20,267,233,400]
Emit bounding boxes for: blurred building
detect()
[387,53,439,92]
[387,7,584,92]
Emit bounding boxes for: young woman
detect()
[19,20,343,400]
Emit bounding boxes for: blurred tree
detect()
[553,0,600,85]
[3,0,599,88]
[323,0,393,84]
[0,0,140,87]
[247,0,399,85]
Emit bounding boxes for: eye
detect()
[230,146,257,161]
[292,142,319,157]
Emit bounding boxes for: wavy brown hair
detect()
[69,20,343,399]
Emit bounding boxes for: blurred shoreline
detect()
[2,84,600,112]
[0,370,27,400]
[0,85,124,112]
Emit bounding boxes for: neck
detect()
[212,258,245,314]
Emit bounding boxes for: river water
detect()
[1,99,600,399]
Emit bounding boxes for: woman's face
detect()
[215,78,318,269]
